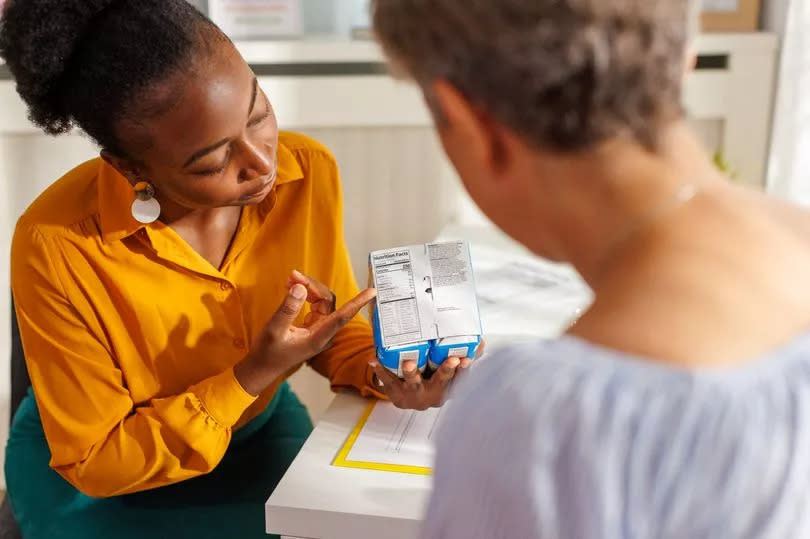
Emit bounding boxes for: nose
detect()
[236,138,273,182]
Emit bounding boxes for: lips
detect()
[242,169,277,200]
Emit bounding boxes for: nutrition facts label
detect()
[371,250,424,346]
[429,241,471,290]
[370,241,481,348]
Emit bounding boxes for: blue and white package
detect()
[371,302,430,376]
[369,241,483,378]
[428,335,482,370]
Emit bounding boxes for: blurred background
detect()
[0,0,807,487]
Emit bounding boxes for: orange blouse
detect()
[11,132,379,497]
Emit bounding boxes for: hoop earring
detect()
[131,181,161,224]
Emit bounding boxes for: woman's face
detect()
[111,41,279,210]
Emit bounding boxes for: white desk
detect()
[266,392,428,539]
[265,227,591,538]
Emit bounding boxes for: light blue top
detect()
[424,335,810,538]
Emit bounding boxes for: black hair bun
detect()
[0,0,215,153]
[0,0,118,134]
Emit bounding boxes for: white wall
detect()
[763,0,810,202]
[0,144,12,491]
[763,0,790,33]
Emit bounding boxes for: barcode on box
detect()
[399,350,420,361]
[448,347,469,358]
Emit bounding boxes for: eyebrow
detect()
[183,78,260,168]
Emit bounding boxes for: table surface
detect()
[266,225,591,538]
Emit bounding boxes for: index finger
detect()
[289,269,334,299]
[310,288,377,346]
[401,360,423,387]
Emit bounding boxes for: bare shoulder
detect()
[571,189,810,368]
[735,184,810,243]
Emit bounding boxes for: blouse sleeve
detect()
[12,222,258,498]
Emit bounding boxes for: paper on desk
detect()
[471,244,592,337]
[332,347,528,476]
[333,400,442,475]
[332,346,514,476]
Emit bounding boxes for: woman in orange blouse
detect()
[0,1,469,537]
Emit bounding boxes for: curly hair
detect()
[373,0,692,152]
[0,0,224,155]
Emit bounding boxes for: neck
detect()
[517,122,723,286]
[158,198,241,230]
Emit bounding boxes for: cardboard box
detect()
[702,0,761,32]
[369,241,483,378]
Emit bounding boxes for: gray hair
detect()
[373,0,692,151]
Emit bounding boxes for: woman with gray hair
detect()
[372,0,810,537]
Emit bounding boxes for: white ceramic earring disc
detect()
[131,198,161,224]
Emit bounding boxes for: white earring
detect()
[131,181,161,224]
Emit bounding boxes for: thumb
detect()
[269,284,308,334]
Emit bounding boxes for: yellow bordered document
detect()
[333,400,443,476]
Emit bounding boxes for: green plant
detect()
[712,150,739,181]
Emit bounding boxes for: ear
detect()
[431,80,511,178]
[100,150,143,186]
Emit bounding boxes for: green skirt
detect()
[4,383,314,539]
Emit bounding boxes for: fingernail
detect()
[291,284,307,299]
[368,361,378,367]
